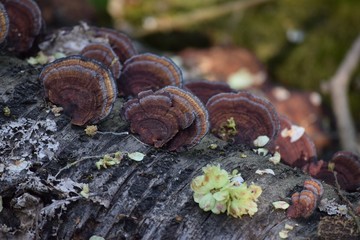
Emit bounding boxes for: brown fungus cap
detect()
[271,115,317,168]
[184,80,234,104]
[91,27,137,64]
[118,53,183,97]
[160,86,209,151]
[0,2,9,44]
[122,90,184,148]
[40,55,117,126]
[310,151,360,192]
[122,86,209,151]
[266,89,331,153]
[80,42,122,80]
[206,91,280,147]
[1,0,42,53]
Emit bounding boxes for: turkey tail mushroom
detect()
[270,115,317,168]
[118,53,183,97]
[1,0,43,53]
[80,42,122,80]
[39,55,117,126]
[184,80,234,104]
[309,151,360,192]
[206,91,280,148]
[122,86,209,151]
[91,26,137,64]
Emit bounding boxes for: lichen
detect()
[191,164,262,218]
[85,125,98,137]
[95,152,123,169]
[216,117,238,141]
[0,118,59,167]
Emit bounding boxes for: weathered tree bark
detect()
[0,55,357,240]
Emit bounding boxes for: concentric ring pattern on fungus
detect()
[40,55,117,126]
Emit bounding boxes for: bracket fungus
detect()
[39,55,117,126]
[184,80,234,104]
[92,27,137,64]
[287,179,323,218]
[0,2,9,44]
[270,115,317,168]
[122,86,209,151]
[80,42,122,80]
[309,151,360,192]
[1,0,42,53]
[206,91,280,147]
[118,53,183,97]
[266,89,330,152]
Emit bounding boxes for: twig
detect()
[55,155,103,178]
[97,131,129,136]
[328,34,360,153]
[135,0,275,36]
[333,171,360,233]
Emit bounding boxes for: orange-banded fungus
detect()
[270,115,317,168]
[0,2,9,44]
[304,178,324,198]
[92,27,137,64]
[310,151,360,192]
[80,42,122,80]
[287,179,323,218]
[206,91,280,147]
[122,86,209,151]
[287,190,318,219]
[118,53,183,97]
[1,0,42,53]
[184,80,234,104]
[40,55,117,126]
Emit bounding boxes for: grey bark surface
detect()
[0,55,354,240]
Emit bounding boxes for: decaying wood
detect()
[0,56,358,240]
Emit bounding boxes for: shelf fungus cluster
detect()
[270,116,317,168]
[287,179,324,218]
[0,0,43,53]
[184,80,234,104]
[91,27,137,64]
[117,53,183,97]
[39,55,117,126]
[308,151,360,192]
[80,42,122,80]
[206,91,280,147]
[121,86,209,151]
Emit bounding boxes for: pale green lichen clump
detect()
[217,117,238,141]
[191,164,262,218]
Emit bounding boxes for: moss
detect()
[270,0,360,90]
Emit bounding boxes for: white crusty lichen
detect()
[0,118,59,169]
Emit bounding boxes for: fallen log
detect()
[0,55,358,240]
